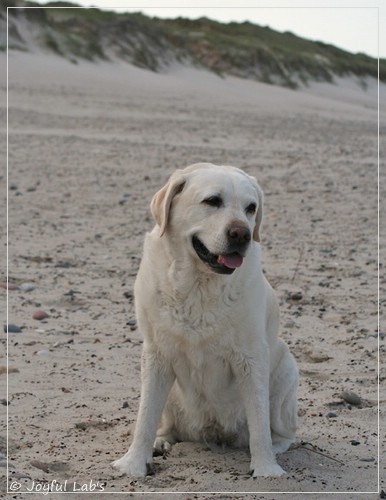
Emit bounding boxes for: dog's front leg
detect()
[113,346,175,477]
[234,349,285,478]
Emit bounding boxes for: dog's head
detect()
[151,163,263,275]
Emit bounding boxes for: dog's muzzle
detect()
[192,223,251,275]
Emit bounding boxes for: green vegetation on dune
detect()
[2,0,384,88]
[159,16,383,84]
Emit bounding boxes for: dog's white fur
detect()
[113,163,298,478]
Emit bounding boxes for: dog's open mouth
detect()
[192,236,244,275]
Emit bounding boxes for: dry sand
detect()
[1,51,384,499]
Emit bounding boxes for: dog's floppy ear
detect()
[150,171,186,236]
[249,175,264,242]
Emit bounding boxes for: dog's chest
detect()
[174,343,235,396]
[155,282,241,394]
[158,279,239,342]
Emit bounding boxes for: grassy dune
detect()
[2,0,384,88]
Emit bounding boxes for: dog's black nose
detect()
[227,223,251,244]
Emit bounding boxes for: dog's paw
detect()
[112,451,151,477]
[153,436,172,456]
[249,460,286,478]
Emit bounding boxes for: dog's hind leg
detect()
[269,339,299,454]
[153,388,179,455]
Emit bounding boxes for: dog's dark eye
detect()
[202,196,223,208]
[246,203,257,214]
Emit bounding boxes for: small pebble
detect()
[359,457,375,462]
[4,324,22,333]
[127,319,137,330]
[308,350,330,363]
[122,401,129,409]
[0,282,19,291]
[54,261,72,269]
[53,339,74,348]
[64,289,81,297]
[30,460,50,473]
[350,440,360,446]
[19,283,36,292]
[289,291,303,301]
[35,350,50,357]
[326,412,337,418]
[0,366,19,374]
[33,310,49,321]
[339,390,362,406]
[119,193,131,205]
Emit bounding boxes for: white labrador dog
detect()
[113,163,298,478]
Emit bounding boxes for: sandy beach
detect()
[1,50,384,498]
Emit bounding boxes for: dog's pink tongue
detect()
[218,254,243,269]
